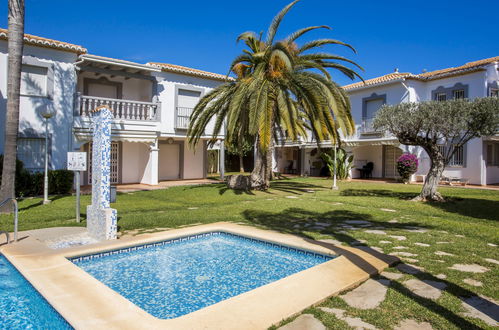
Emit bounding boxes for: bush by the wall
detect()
[0,154,74,197]
[397,153,419,183]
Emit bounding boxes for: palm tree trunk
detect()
[250,139,273,190]
[239,154,245,173]
[0,0,25,205]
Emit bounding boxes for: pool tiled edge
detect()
[0,222,399,330]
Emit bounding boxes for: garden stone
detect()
[463,278,482,287]
[315,222,331,227]
[435,251,454,256]
[358,246,384,254]
[389,235,407,241]
[388,219,398,223]
[449,264,489,273]
[380,208,396,212]
[381,271,403,280]
[435,274,447,279]
[345,220,371,225]
[187,207,198,210]
[365,230,387,235]
[351,239,367,246]
[379,240,392,244]
[331,202,344,205]
[318,307,377,329]
[414,242,431,247]
[404,279,446,300]
[319,239,344,246]
[487,243,497,247]
[484,258,499,265]
[455,234,465,238]
[341,279,390,309]
[460,295,499,327]
[278,314,326,330]
[285,195,299,199]
[404,226,428,233]
[390,251,418,257]
[393,246,408,250]
[226,175,251,190]
[397,263,424,274]
[437,241,451,244]
[394,319,433,330]
[402,258,419,263]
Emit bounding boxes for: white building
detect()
[274,56,499,185]
[0,29,228,186]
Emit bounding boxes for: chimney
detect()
[394,68,399,73]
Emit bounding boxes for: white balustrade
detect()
[79,95,159,121]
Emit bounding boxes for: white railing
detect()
[176,106,193,129]
[79,95,159,121]
[360,118,379,134]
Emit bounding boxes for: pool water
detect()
[72,232,332,319]
[0,255,72,329]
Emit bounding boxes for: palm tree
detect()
[1,0,25,205]
[188,0,362,190]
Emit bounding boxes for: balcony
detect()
[175,106,193,129]
[359,118,381,135]
[78,95,160,121]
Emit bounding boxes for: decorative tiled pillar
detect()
[140,140,159,185]
[86,105,117,241]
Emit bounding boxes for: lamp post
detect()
[332,144,338,190]
[40,107,55,205]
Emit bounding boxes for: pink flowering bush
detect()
[397,153,418,183]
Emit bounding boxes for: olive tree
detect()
[374,97,499,201]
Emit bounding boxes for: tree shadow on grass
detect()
[242,207,493,329]
[269,180,329,195]
[340,188,499,222]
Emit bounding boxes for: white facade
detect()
[275,57,499,185]
[0,32,227,186]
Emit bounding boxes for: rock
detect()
[187,207,198,210]
[381,271,403,280]
[380,208,396,212]
[394,319,433,330]
[292,224,301,229]
[365,230,387,235]
[414,242,431,247]
[487,243,497,247]
[436,241,451,244]
[389,235,407,241]
[460,296,499,326]
[435,274,447,279]
[319,238,344,246]
[404,279,447,300]
[331,202,344,205]
[341,279,390,309]
[351,239,367,246]
[463,278,483,287]
[390,252,418,257]
[455,234,465,238]
[484,258,499,265]
[286,195,299,199]
[388,219,399,223]
[319,307,377,329]
[434,251,454,256]
[226,175,251,190]
[393,246,408,250]
[315,222,331,227]
[449,264,489,273]
[403,258,419,263]
[397,263,424,274]
[404,226,428,233]
[379,240,392,244]
[278,314,326,330]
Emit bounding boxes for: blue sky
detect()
[2,0,498,85]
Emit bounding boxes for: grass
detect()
[1,177,498,329]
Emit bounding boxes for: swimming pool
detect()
[0,255,72,329]
[72,231,332,319]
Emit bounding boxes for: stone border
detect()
[0,223,398,329]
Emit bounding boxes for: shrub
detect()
[397,153,418,183]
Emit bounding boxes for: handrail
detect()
[80,95,158,106]
[0,198,18,243]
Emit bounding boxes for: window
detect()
[438,144,464,166]
[487,143,499,166]
[176,88,201,129]
[453,89,465,99]
[436,93,447,101]
[20,64,48,97]
[490,89,499,98]
[17,138,45,172]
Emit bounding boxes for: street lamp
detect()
[39,106,55,204]
[332,144,338,190]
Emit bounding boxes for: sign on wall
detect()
[67,152,87,171]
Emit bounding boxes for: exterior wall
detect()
[0,41,78,170]
[411,71,487,101]
[121,142,148,183]
[77,72,153,102]
[350,145,384,178]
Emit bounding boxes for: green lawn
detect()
[1,178,498,329]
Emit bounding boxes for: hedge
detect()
[0,155,74,197]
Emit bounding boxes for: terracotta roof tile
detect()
[147,62,234,82]
[343,56,498,91]
[0,28,87,54]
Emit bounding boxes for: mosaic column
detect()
[86,105,117,240]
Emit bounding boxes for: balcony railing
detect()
[79,95,159,121]
[360,118,380,134]
[175,106,193,129]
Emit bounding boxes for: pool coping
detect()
[0,222,398,329]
